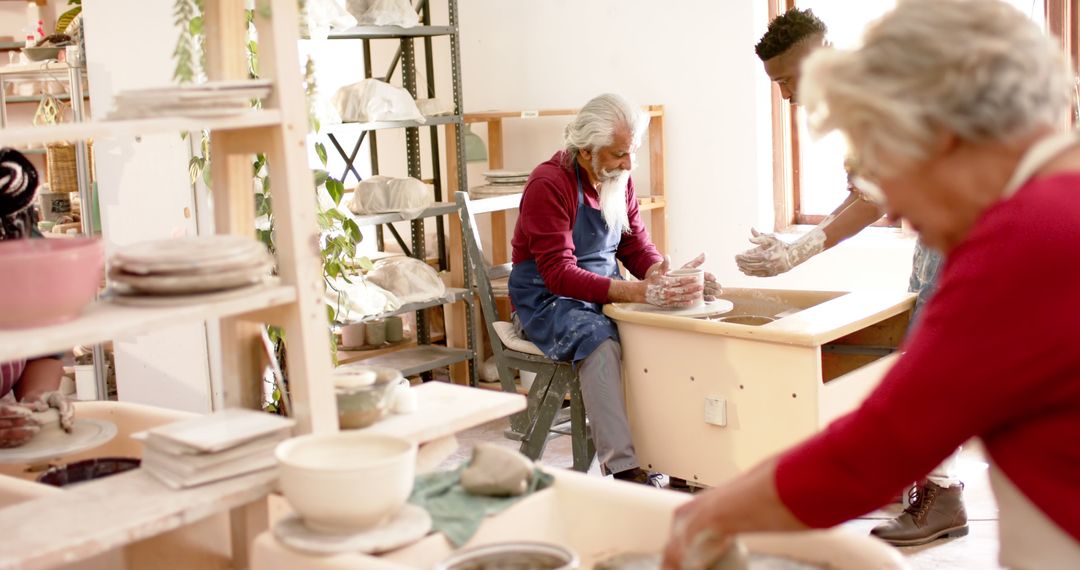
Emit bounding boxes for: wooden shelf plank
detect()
[0,110,284,148]
[0,284,297,361]
[0,468,277,570]
[356,345,472,377]
[365,381,526,443]
[326,25,455,40]
[637,195,667,212]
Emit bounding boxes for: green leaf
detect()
[271,388,281,401]
[342,218,362,244]
[312,169,329,188]
[315,142,327,167]
[357,256,375,272]
[325,178,345,205]
[189,16,203,36]
[326,303,337,323]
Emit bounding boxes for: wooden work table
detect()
[0,385,525,570]
[250,469,909,569]
[606,287,914,487]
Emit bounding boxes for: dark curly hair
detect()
[755,8,828,61]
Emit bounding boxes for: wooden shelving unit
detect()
[0,1,337,567]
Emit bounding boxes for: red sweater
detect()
[510,151,663,304]
[775,173,1080,540]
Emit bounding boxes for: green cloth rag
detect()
[408,466,554,547]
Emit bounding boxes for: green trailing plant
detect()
[56,0,82,35]
[174,0,370,413]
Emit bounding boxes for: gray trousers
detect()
[578,338,638,475]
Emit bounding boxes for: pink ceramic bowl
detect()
[0,237,104,328]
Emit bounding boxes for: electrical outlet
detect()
[704,396,727,427]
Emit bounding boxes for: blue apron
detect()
[508,164,622,362]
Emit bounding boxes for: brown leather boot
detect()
[871,480,969,546]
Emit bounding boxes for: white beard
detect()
[592,156,631,235]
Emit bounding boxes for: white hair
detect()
[564,93,648,165]
[801,0,1073,178]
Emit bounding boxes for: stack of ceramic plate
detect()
[470,170,530,197]
[482,170,530,186]
[108,235,274,304]
[108,80,273,119]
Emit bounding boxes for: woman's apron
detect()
[986,131,1080,567]
[508,164,622,362]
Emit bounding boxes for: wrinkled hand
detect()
[24,391,73,433]
[680,253,722,301]
[644,256,704,308]
[734,227,826,277]
[661,490,742,570]
[0,402,39,448]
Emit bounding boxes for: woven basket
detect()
[46,142,94,194]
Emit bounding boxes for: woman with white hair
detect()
[508,93,719,485]
[662,0,1080,567]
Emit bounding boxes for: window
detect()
[769,0,1068,229]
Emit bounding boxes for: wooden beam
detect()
[445,123,470,385]
[647,106,667,253]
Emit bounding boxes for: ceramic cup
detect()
[341,322,366,348]
[667,267,705,307]
[334,366,408,429]
[365,319,387,346]
[385,316,404,343]
[276,431,417,533]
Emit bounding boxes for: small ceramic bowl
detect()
[334,365,407,429]
[275,431,417,534]
[0,237,104,328]
[22,46,62,62]
[435,541,580,570]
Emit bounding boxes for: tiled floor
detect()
[442,417,1002,569]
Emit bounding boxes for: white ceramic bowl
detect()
[275,431,417,534]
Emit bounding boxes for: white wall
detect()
[83,0,214,413]
[453,0,914,293]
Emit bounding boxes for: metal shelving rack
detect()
[324,0,478,385]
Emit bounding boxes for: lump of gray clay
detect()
[460,443,534,496]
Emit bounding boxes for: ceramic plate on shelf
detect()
[112,235,269,273]
[109,261,273,295]
[105,279,281,308]
[618,298,734,319]
[482,170,531,179]
[0,419,117,465]
[273,505,432,555]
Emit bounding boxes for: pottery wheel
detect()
[619,298,734,319]
[0,419,118,464]
[274,504,432,555]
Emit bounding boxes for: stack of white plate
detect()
[108,235,274,304]
[471,170,530,197]
[108,80,273,120]
[482,170,530,186]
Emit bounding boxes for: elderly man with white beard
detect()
[508,93,721,486]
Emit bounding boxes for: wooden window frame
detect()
[770,0,1078,230]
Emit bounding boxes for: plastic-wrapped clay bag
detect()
[348,175,433,217]
[346,0,419,27]
[333,79,425,124]
[303,0,357,39]
[365,256,446,305]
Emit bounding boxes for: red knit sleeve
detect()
[519,177,612,303]
[775,186,1080,528]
